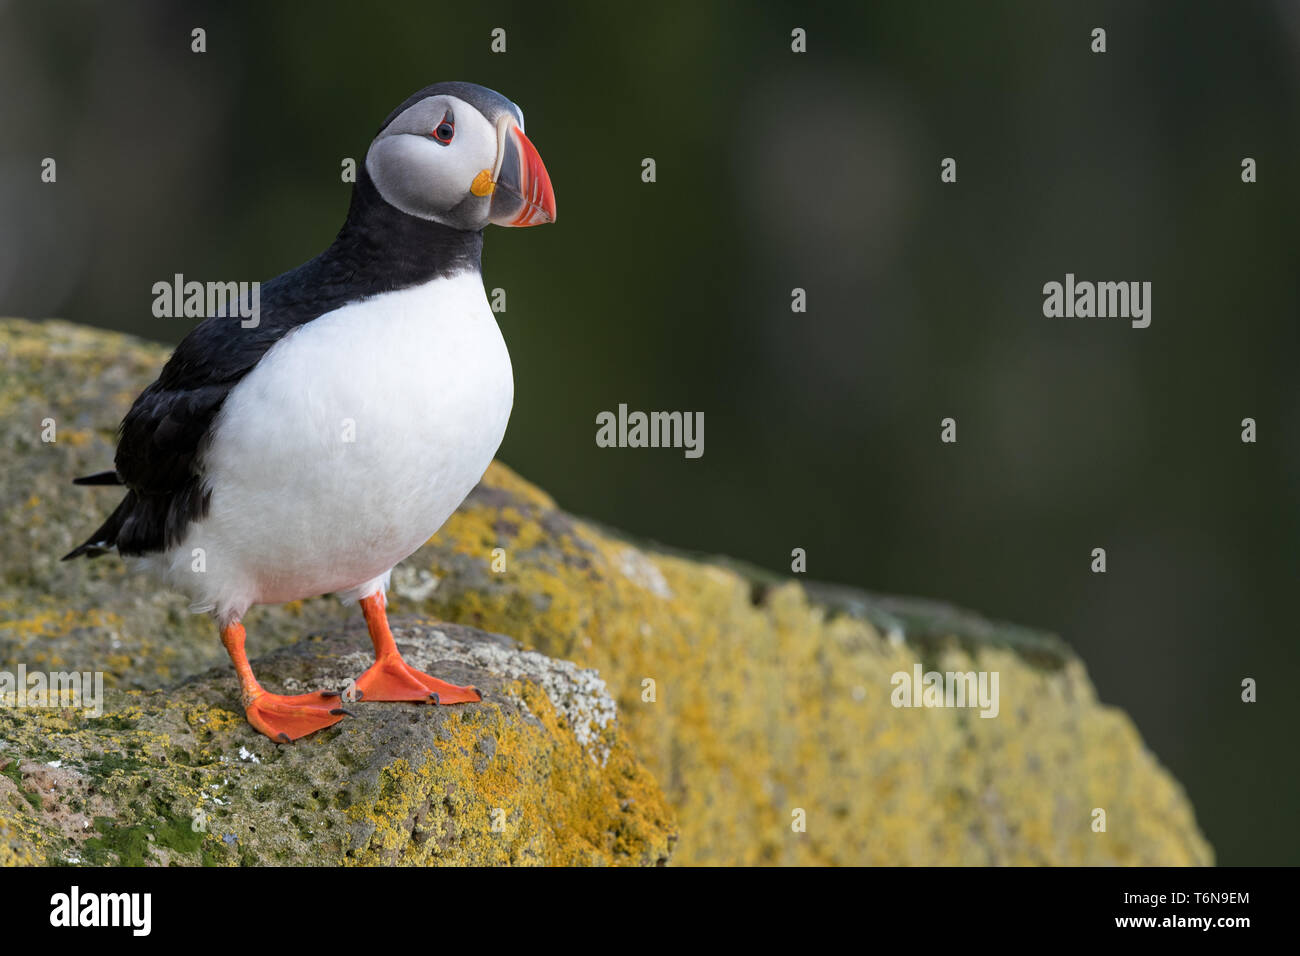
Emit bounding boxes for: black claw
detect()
[428,692,441,704]
[276,732,291,744]
[319,689,340,698]
[329,708,354,717]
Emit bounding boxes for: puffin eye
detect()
[431,110,455,145]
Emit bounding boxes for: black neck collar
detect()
[314,170,484,289]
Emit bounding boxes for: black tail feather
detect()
[61,541,112,561]
[73,470,123,486]
[62,492,135,560]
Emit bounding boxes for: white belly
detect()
[151,272,513,620]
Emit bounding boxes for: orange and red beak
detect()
[487,118,556,227]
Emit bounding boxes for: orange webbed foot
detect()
[353,655,482,705]
[244,690,350,742]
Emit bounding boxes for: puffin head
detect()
[365,81,556,232]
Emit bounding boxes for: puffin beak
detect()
[487,118,556,227]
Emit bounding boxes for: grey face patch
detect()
[366,94,501,230]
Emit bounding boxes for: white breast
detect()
[145,271,513,621]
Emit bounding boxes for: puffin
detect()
[63,81,556,742]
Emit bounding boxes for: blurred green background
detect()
[2,0,1297,864]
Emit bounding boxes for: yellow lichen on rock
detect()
[412,463,1213,866]
[345,683,672,866]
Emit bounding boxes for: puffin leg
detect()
[353,592,482,704]
[220,621,348,742]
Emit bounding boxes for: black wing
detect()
[63,255,354,560]
[63,310,305,559]
[63,170,483,560]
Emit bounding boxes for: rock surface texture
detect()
[0,318,1212,865]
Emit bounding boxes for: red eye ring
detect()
[431,110,455,144]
